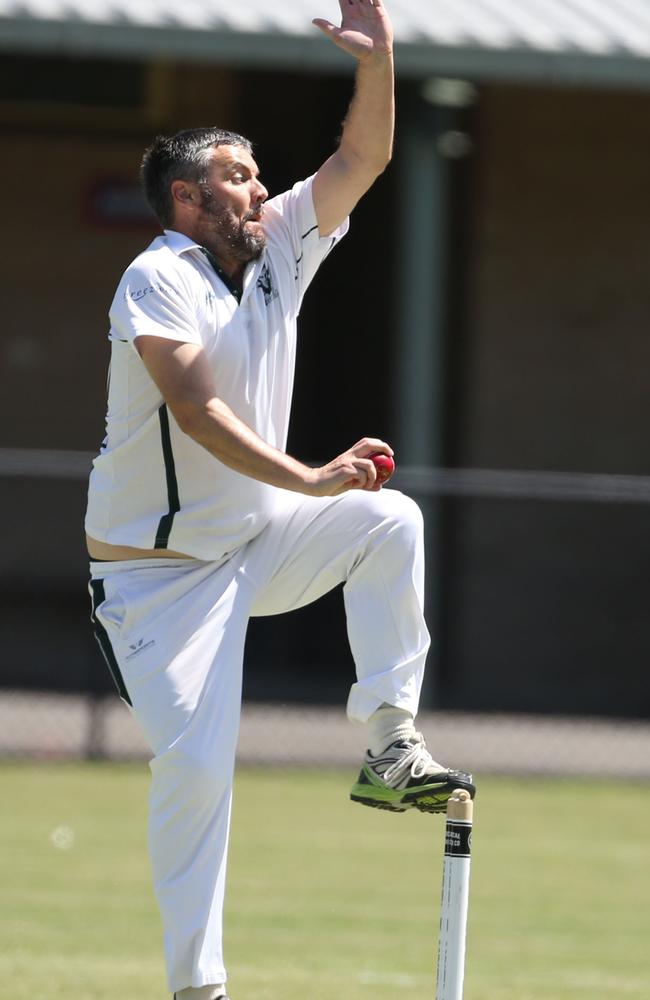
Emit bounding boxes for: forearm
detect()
[179,397,315,493]
[311,1,395,232]
[339,53,395,176]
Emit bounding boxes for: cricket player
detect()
[85,2,474,997]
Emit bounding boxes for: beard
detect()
[197,185,266,265]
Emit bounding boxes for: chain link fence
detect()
[1,690,649,779]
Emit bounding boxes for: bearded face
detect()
[196,181,267,265]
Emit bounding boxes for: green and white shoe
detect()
[350,733,475,814]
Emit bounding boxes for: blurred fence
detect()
[2,447,650,775]
[1,691,649,778]
[6,446,650,501]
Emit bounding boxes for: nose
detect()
[254,177,268,204]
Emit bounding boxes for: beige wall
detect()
[0,63,237,452]
[441,84,650,716]
[2,133,157,450]
[461,85,650,475]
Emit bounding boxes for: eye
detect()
[231,173,246,184]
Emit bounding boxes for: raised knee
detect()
[381,490,424,539]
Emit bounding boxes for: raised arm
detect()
[312,0,394,236]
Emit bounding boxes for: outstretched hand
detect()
[313,0,393,62]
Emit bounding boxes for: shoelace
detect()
[382,733,448,786]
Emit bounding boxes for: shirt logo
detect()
[124,281,176,303]
[126,637,156,660]
[257,263,278,305]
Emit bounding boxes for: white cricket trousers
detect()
[89,488,430,993]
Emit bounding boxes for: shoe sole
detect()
[350,792,410,813]
[350,783,472,813]
[350,773,475,814]
[351,790,455,814]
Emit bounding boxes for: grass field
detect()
[1,762,649,1000]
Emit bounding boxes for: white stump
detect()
[435,789,473,1000]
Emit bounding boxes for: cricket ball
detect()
[369,452,395,485]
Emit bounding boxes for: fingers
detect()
[350,437,394,458]
[311,437,393,496]
[333,0,383,17]
[330,458,377,492]
[323,456,378,495]
[338,0,383,7]
[352,457,378,490]
[312,18,336,33]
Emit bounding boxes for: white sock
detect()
[175,987,226,1000]
[366,704,417,756]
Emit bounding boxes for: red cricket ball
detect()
[369,452,395,485]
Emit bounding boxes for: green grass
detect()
[1,762,649,1000]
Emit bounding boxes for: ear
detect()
[170,179,198,212]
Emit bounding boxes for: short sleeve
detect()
[109,261,203,347]
[264,174,349,305]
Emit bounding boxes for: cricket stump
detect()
[435,789,473,1000]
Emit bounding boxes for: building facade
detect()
[1,1,650,716]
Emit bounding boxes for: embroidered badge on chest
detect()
[257,263,279,305]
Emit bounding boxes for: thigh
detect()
[247,488,414,617]
[91,556,251,755]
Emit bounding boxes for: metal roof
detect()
[2,0,650,87]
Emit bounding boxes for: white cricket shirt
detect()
[85,175,348,559]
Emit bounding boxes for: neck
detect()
[207,249,246,288]
[200,246,245,301]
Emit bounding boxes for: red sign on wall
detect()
[85,177,158,230]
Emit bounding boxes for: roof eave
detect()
[2,17,650,91]
[0,18,350,68]
[397,41,650,90]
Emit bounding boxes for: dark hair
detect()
[140,127,253,228]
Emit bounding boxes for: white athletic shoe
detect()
[350,732,475,813]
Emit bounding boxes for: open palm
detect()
[313,0,393,61]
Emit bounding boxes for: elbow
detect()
[376,139,394,174]
[170,400,206,440]
[359,154,391,189]
[373,151,392,177]
[341,144,392,184]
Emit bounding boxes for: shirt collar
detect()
[163,229,203,256]
[162,228,266,303]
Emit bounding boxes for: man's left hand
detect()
[313,0,393,62]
